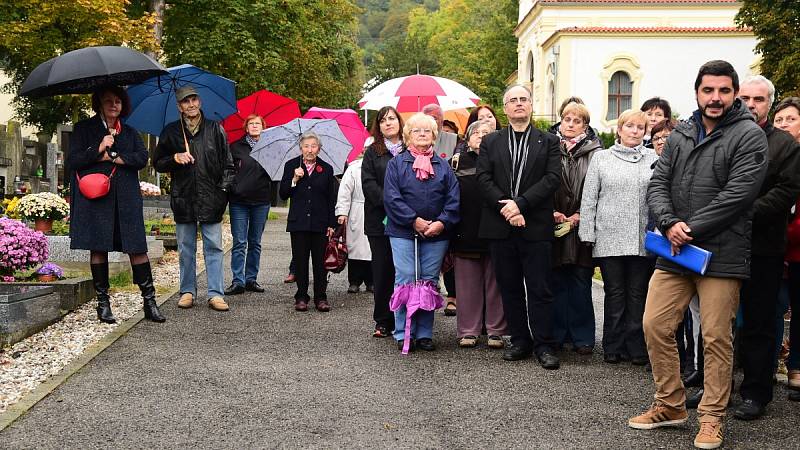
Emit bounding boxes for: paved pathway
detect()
[1,217,797,448]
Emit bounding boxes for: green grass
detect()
[593,267,603,281]
[268,211,280,220]
[109,270,134,289]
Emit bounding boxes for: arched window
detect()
[606,71,632,120]
[528,52,535,83]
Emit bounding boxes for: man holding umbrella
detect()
[153,86,235,311]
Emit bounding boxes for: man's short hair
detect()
[640,97,672,119]
[741,75,776,107]
[694,60,739,92]
[502,84,532,103]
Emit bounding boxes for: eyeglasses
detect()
[504,97,530,105]
[411,128,433,135]
[653,135,670,143]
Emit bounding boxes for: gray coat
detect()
[579,143,658,258]
[647,99,768,278]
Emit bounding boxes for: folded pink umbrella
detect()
[302,107,370,163]
[389,238,444,354]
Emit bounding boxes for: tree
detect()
[737,0,800,96]
[163,0,364,110]
[0,0,159,135]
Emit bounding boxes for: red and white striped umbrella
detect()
[358,74,480,112]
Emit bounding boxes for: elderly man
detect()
[631,61,768,450]
[476,84,562,369]
[153,85,235,312]
[732,75,800,420]
[422,103,458,159]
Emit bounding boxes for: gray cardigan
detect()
[578,143,658,258]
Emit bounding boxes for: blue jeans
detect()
[390,237,449,341]
[176,222,224,299]
[552,265,595,348]
[229,203,270,286]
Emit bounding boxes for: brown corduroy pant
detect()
[454,255,507,338]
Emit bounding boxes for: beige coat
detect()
[335,159,372,261]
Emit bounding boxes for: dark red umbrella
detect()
[222,90,301,143]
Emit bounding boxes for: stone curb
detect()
[0,244,230,432]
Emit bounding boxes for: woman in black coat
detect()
[361,106,404,337]
[279,131,337,312]
[68,85,164,324]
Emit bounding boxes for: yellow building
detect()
[514,0,759,131]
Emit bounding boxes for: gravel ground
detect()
[0,225,231,414]
[1,217,798,449]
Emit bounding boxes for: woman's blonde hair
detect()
[402,113,439,144]
[616,109,648,139]
[561,102,591,125]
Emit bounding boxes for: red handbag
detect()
[75,166,117,200]
[324,225,348,273]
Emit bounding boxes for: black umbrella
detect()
[19,46,167,98]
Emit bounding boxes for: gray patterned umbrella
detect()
[250,118,352,180]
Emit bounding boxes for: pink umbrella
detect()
[222,89,302,143]
[358,74,480,113]
[389,238,444,355]
[302,107,370,163]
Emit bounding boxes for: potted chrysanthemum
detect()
[16,192,70,232]
[35,262,63,282]
[0,217,49,282]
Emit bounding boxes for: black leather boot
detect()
[132,261,165,323]
[91,262,116,324]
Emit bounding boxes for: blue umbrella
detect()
[125,64,237,136]
[250,118,352,180]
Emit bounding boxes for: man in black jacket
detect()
[733,75,800,420]
[153,86,235,312]
[476,84,561,369]
[630,61,768,450]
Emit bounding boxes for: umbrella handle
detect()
[414,236,419,283]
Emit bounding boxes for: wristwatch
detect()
[109,150,119,160]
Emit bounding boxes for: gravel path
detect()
[1,217,797,448]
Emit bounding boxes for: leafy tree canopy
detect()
[0,0,159,135]
[737,0,800,97]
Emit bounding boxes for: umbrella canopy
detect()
[19,46,167,98]
[221,89,302,143]
[125,64,237,136]
[302,107,370,163]
[358,75,480,113]
[250,118,352,180]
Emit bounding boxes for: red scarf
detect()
[408,145,434,180]
[106,118,122,136]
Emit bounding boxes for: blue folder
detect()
[644,231,712,275]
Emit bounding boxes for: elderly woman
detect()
[336,155,373,294]
[225,114,272,296]
[640,97,672,148]
[362,106,404,338]
[279,132,337,312]
[550,102,603,355]
[384,112,460,352]
[579,109,657,365]
[451,120,506,348]
[774,97,800,142]
[68,85,165,324]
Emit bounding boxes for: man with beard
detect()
[628,61,768,449]
[732,75,800,420]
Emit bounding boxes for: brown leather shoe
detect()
[294,300,308,312]
[177,293,194,309]
[208,296,229,312]
[315,300,331,312]
[283,273,296,283]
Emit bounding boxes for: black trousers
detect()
[597,256,650,359]
[290,231,327,302]
[489,236,555,353]
[788,263,800,371]
[348,259,373,286]
[443,266,456,297]
[368,236,394,330]
[739,255,783,405]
